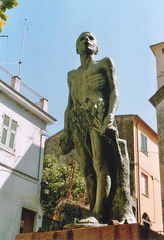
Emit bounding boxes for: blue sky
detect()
[1,0,164,137]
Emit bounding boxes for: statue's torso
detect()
[70,60,110,105]
[68,59,111,130]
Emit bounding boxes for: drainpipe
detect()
[151,176,156,224]
[136,117,141,224]
[38,130,46,181]
[37,130,46,208]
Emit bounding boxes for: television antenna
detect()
[18,19,28,78]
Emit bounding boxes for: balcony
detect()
[0,64,48,112]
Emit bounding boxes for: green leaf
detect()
[41,154,87,215]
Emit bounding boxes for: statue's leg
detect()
[90,129,117,223]
[74,135,97,211]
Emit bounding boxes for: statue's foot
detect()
[77,216,99,224]
[63,216,108,229]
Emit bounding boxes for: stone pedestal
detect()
[15,224,164,240]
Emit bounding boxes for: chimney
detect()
[150,42,164,90]
[39,98,48,112]
[11,76,21,92]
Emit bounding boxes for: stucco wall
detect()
[0,93,46,240]
[0,93,46,177]
[0,167,43,240]
[133,118,163,232]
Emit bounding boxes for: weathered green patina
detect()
[60,32,135,223]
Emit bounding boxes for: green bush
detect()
[41,154,87,215]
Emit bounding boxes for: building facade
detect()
[45,114,163,233]
[116,115,163,233]
[149,42,164,229]
[0,76,56,240]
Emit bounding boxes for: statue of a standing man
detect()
[60,32,134,223]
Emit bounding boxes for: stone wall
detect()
[15,224,164,240]
[44,130,63,157]
[44,130,75,164]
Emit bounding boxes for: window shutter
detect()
[11,119,17,131]
[4,115,10,127]
[1,114,17,151]
[1,128,7,145]
[1,115,10,145]
[9,133,15,149]
[141,133,148,154]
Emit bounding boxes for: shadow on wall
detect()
[0,143,43,240]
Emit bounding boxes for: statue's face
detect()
[76,32,98,55]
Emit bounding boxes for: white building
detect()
[0,73,56,240]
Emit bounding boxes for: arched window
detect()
[142,213,151,229]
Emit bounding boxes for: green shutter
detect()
[3,115,10,127]
[1,115,17,150]
[11,119,17,131]
[1,128,7,144]
[141,133,148,154]
[9,133,15,149]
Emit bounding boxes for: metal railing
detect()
[0,64,45,108]
[0,64,13,85]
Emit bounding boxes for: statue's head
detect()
[76,32,98,55]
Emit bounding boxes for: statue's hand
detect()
[59,134,74,155]
[102,113,116,133]
[93,114,116,135]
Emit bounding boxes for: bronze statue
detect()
[60,32,135,224]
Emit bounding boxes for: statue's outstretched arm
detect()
[59,72,74,154]
[102,57,119,130]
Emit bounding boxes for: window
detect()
[141,173,148,196]
[142,213,151,228]
[0,114,17,151]
[141,133,148,154]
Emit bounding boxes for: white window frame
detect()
[141,172,148,197]
[0,114,18,152]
